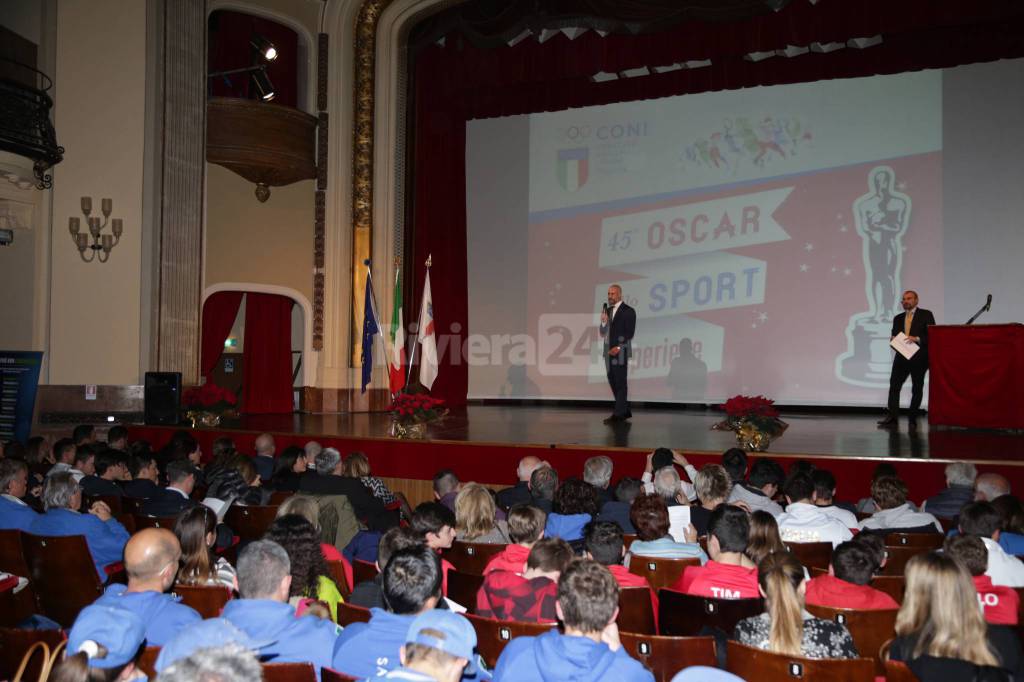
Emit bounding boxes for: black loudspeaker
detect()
[144,371,182,425]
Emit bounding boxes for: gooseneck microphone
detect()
[966,294,993,325]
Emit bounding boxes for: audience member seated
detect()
[856,463,898,514]
[122,452,161,499]
[477,537,573,622]
[492,559,655,682]
[411,501,457,593]
[485,505,545,576]
[734,551,858,659]
[269,445,307,492]
[106,425,128,452]
[31,471,129,580]
[385,609,478,682]
[174,505,237,589]
[332,545,449,678]
[154,620,263,681]
[727,458,784,517]
[599,476,640,533]
[945,534,1019,626]
[253,432,277,483]
[529,465,558,514]
[850,532,888,573]
[277,494,348,565]
[959,502,1024,587]
[455,482,509,544]
[73,424,96,447]
[266,514,345,622]
[671,504,759,599]
[0,459,38,530]
[79,449,126,498]
[46,437,77,478]
[991,495,1024,555]
[344,451,412,519]
[810,469,859,524]
[642,448,697,502]
[584,455,615,507]
[777,473,854,547]
[859,476,942,534]
[53,604,147,682]
[544,478,599,543]
[155,431,203,481]
[94,527,201,645]
[888,552,1021,681]
[804,541,898,609]
[923,462,978,519]
[220,539,339,680]
[69,445,96,483]
[26,435,54,469]
[691,464,732,536]
[496,455,545,510]
[204,438,239,483]
[142,459,200,518]
[745,510,787,565]
[585,520,658,615]
[350,527,424,609]
[433,469,461,512]
[722,448,748,484]
[207,457,271,506]
[975,473,1011,503]
[626,493,707,566]
[652,466,689,507]
[300,447,399,531]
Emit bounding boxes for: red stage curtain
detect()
[200,291,244,379]
[242,293,294,414]
[409,0,1024,405]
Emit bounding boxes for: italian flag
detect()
[388,266,406,394]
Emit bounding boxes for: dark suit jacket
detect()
[253,455,275,483]
[141,487,195,518]
[495,482,532,511]
[602,303,637,361]
[79,476,124,498]
[122,478,161,500]
[298,472,398,532]
[891,308,935,362]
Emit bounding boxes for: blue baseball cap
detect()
[155,618,275,673]
[67,605,146,669]
[405,610,477,673]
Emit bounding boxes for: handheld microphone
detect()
[602,302,609,315]
[986,294,992,311]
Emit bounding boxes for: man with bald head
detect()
[497,456,547,510]
[975,473,1011,502]
[93,528,201,646]
[253,433,276,482]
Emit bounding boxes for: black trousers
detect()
[887,355,928,415]
[606,354,631,418]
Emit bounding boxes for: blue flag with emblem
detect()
[361,263,381,393]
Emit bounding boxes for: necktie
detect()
[610,304,617,323]
[904,311,913,336]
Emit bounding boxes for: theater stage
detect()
[130,404,1024,506]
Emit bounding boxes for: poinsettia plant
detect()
[182,382,238,413]
[721,395,780,420]
[713,394,788,450]
[387,392,447,426]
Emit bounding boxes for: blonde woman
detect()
[342,451,412,518]
[888,552,1020,680]
[455,483,509,543]
[734,551,858,659]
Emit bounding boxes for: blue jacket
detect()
[544,513,592,542]
[333,608,413,679]
[93,584,201,646]
[1000,532,1024,556]
[0,496,39,532]
[493,629,654,682]
[222,599,339,681]
[29,508,130,580]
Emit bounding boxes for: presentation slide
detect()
[466,58,1024,405]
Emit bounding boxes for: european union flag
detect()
[361,268,380,393]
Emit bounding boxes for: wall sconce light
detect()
[68,197,122,263]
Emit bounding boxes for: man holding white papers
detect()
[878,290,935,426]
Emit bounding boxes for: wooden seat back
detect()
[136,645,161,678]
[627,556,700,592]
[326,559,351,596]
[657,590,764,637]
[269,490,295,505]
[464,613,556,669]
[83,494,123,515]
[172,584,233,618]
[263,662,317,682]
[446,569,485,613]
[623,534,638,549]
[618,634,716,682]
[784,541,833,572]
[225,504,280,542]
[805,604,898,674]
[120,497,145,515]
[132,513,179,531]
[322,668,360,682]
[0,529,30,577]
[0,627,65,682]
[879,546,928,576]
[726,641,875,682]
[337,602,373,627]
[885,533,943,548]
[351,559,378,587]
[21,532,103,627]
[443,541,507,575]
[617,586,656,635]
[883,660,919,682]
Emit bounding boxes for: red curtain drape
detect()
[409,0,1024,405]
[200,291,244,379]
[242,293,294,414]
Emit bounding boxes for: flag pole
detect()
[407,254,431,386]
[367,260,389,386]
[390,256,401,400]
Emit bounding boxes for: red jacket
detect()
[476,570,559,623]
[484,544,530,575]
[671,561,760,600]
[974,574,1020,625]
[607,564,659,631]
[805,574,899,610]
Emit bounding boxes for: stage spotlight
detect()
[252,69,275,101]
[250,35,278,62]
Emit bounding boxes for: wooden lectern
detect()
[928,324,1024,429]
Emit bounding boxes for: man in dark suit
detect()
[299,447,399,531]
[599,284,636,424]
[79,449,125,498]
[122,453,161,499]
[141,460,198,517]
[878,290,936,426]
